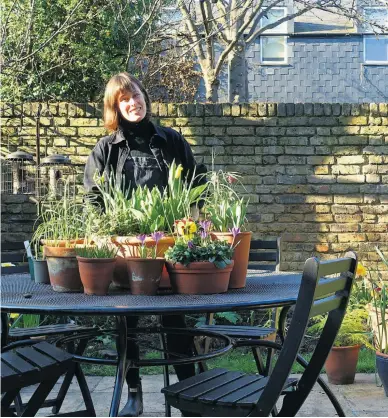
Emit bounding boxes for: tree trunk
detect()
[228,40,247,103]
[204,75,219,103]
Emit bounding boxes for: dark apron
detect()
[123,145,168,193]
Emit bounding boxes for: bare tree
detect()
[159,0,388,102]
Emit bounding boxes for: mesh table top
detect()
[1,271,301,316]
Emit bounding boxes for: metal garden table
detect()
[1,271,302,416]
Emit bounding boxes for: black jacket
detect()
[84,121,206,198]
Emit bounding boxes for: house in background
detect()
[240,2,388,103]
[195,0,388,103]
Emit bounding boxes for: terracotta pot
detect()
[111,236,175,289]
[126,258,165,295]
[33,259,50,284]
[325,345,362,385]
[166,261,234,295]
[44,246,83,293]
[77,257,116,296]
[210,231,252,289]
[42,238,85,247]
[376,351,388,396]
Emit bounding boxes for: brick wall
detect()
[1,102,388,276]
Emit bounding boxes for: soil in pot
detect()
[77,257,116,296]
[33,259,50,284]
[44,246,83,292]
[111,236,175,289]
[166,261,234,295]
[211,232,252,289]
[126,258,165,295]
[376,351,388,396]
[325,345,362,385]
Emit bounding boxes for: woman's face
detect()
[117,85,147,123]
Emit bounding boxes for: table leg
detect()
[110,316,128,417]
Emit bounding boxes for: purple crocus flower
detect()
[151,231,165,245]
[229,227,241,239]
[188,241,196,250]
[200,230,208,240]
[136,234,147,245]
[199,220,212,232]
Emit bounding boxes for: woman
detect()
[84,72,205,417]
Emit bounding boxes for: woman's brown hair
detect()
[103,72,152,131]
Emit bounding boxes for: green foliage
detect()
[1,0,157,101]
[32,183,87,246]
[204,169,249,232]
[76,244,118,259]
[309,308,372,348]
[10,314,40,328]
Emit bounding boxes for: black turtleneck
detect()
[119,117,155,157]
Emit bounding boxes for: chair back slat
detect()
[309,295,343,318]
[317,257,353,277]
[253,251,357,416]
[249,238,280,271]
[314,276,348,299]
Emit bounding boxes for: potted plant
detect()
[165,218,235,294]
[126,232,166,296]
[204,170,250,289]
[309,308,371,385]
[76,243,118,296]
[91,163,207,289]
[371,247,388,396]
[32,244,50,285]
[32,188,86,292]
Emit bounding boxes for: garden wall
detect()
[1,102,388,276]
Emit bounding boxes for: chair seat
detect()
[1,341,73,392]
[162,368,297,416]
[197,325,276,339]
[9,324,93,339]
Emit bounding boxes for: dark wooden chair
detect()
[1,340,95,417]
[1,241,95,416]
[197,238,280,375]
[162,252,357,416]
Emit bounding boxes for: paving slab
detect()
[25,373,387,417]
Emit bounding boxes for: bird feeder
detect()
[36,154,76,201]
[1,150,36,194]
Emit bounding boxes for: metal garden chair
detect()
[162,252,357,416]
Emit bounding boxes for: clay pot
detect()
[33,259,50,284]
[111,236,175,289]
[166,261,234,295]
[42,238,85,247]
[126,258,165,295]
[210,231,252,289]
[44,246,83,292]
[77,257,116,296]
[376,351,388,396]
[325,345,362,384]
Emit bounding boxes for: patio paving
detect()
[22,373,386,417]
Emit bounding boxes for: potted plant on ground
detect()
[370,247,388,395]
[204,169,250,289]
[309,307,371,385]
[76,243,118,296]
[126,232,166,296]
[165,218,235,294]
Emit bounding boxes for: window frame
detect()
[363,7,388,65]
[259,7,288,65]
[260,36,288,65]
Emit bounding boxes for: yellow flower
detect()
[175,165,183,179]
[10,313,19,319]
[356,263,367,277]
[175,219,197,239]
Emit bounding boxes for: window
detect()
[363,7,388,64]
[260,7,288,64]
[364,36,388,63]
